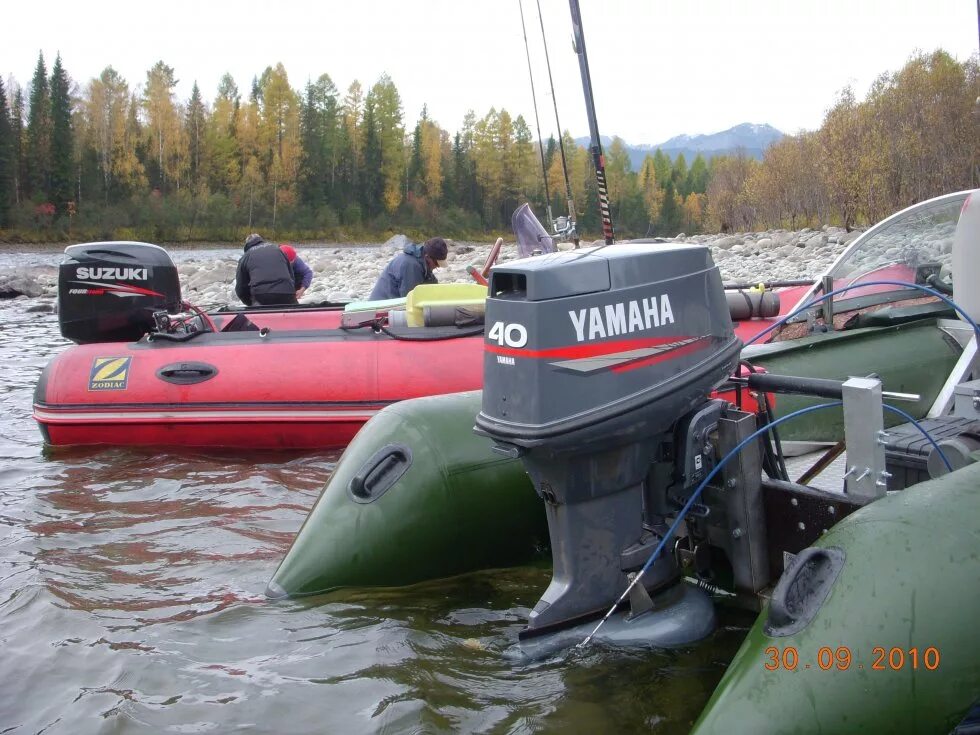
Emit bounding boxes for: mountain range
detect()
[574,123,784,171]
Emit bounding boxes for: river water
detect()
[0,251,753,734]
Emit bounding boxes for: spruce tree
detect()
[185,82,206,189]
[408,118,423,198]
[11,86,24,206]
[298,75,339,209]
[0,77,13,227]
[26,52,51,201]
[671,153,689,197]
[659,179,681,235]
[49,54,74,215]
[298,83,321,207]
[686,154,709,194]
[360,102,383,217]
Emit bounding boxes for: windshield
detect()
[512,204,558,258]
[791,191,970,315]
[832,195,962,282]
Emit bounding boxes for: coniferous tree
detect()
[26,52,51,201]
[360,101,383,217]
[143,61,181,192]
[658,179,681,235]
[651,148,671,188]
[366,74,405,214]
[298,83,323,207]
[671,153,688,197]
[336,81,364,217]
[208,74,241,195]
[686,154,709,194]
[0,76,13,226]
[416,107,445,203]
[453,111,479,214]
[407,107,425,199]
[185,82,207,189]
[508,114,534,213]
[49,54,74,215]
[298,74,339,209]
[10,84,25,206]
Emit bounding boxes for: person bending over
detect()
[369,237,448,301]
[279,244,313,300]
[235,233,297,306]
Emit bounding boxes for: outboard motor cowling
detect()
[475,242,740,639]
[58,242,181,344]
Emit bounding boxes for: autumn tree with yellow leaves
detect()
[1,48,975,241]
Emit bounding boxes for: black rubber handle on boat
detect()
[765,546,845,637]
[156,362,219,385]
[746,373,846,399]
[348,443,413,504]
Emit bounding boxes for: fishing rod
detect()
[536,0,578,246]
[569,0,614,245]
[518,0,556,233]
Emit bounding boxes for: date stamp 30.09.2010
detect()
[763,646,941,672]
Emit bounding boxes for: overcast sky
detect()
[6,0,979,146]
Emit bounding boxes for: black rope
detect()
[379,324,485,342]
[340,319,485,342]
[740,360,790,481]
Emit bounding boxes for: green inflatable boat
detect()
[267,311,963,598]
[266,391,545,599]
[691,461,980,734]
[268,188,980,733]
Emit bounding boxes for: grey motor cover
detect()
[476,242,740,448]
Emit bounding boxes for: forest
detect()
[0,49,976,244]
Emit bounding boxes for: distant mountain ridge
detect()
[574,123,784,171]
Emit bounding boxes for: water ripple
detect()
[0,294,749,734]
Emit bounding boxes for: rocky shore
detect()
[0,226,870,308]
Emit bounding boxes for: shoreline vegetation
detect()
[0,50,976,246]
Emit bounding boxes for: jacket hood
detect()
[402,242,424,258]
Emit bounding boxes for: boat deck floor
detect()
[784,451,848,493]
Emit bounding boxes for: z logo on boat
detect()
[88,357,133,391]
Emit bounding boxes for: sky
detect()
[6,0,979,146]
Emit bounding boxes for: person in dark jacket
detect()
[369,237,448,300]
[235,233,297,306]
[279,244,314,299]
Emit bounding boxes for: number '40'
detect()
[488,321,528,348]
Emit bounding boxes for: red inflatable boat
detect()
[34,242,484,449]
[36,204,933,452]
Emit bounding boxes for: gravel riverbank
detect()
[0,226,867,308]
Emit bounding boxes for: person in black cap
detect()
[369,237,449,300]
[235,233,297,306]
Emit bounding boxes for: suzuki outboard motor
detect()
[58,242,182,344]
[475,241,740,641]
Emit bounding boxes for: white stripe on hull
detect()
[34,407,382,424]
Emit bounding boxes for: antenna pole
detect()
[518,0,554,229]
[537,0,578,245]
[569,0,614,244]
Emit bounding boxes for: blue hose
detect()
[580,398,955,646]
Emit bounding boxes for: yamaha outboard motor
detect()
[58,242,182,344]
[475,240,740,643]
